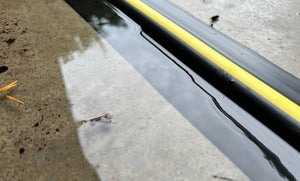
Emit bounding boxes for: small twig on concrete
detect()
[79,113,112,124]
[213,175,236,181]
[0,80,24,104]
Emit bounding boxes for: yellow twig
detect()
[5,95,24,104]
[0,80,24,104]
[0,80,18,92]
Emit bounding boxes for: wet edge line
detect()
[140,31,296,181]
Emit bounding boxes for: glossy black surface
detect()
[107,0,300,150]
[143,0,300,106]
[65,0,300,180]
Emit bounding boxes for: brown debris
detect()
[79,113,112,124]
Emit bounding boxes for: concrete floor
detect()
[1,0,299,180]
[0,0,99,180]
[0,0,249,180]
[170,0,300,79]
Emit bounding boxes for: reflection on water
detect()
[65,0,127,37]
[59,34,250,181]
[65,0,300,180]
[139,29,298,181]
[59,39,113,122]
[141,33,297,181]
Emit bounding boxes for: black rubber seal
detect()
[107,0,300,150]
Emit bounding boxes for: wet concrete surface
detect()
[1,0,299,180]
[65,0,300,180]
[169,0,300,79]
[0,0,249,180]
[59,34,249,181]
[0,0,99,180]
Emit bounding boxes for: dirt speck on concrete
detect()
[5,38,16,45]
[0,0,101,180]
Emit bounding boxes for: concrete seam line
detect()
[125,0,300,123]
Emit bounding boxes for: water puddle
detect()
[64,0,300,180]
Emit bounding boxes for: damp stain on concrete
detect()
[0,0,101,180]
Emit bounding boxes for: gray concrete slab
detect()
[169,0,300,78]
[59,38,249,180]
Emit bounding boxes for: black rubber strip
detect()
[107,0,300,150]
[142,0,300,106]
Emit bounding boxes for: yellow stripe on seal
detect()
[126,0,300,123]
